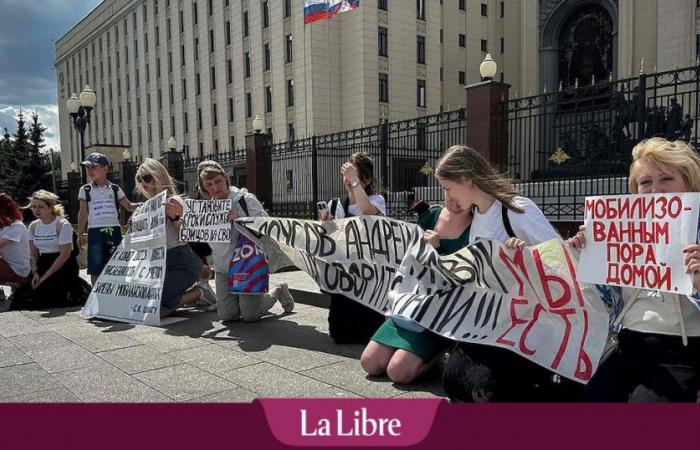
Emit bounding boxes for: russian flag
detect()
[304,0,331,24]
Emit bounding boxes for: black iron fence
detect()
[503,64,699,221]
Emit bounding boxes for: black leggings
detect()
[585,329,700,402]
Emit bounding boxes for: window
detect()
[284,0,292,17]
[416,0,425,20]
[197,108,202,129]
[168,51,172,72]
[440,28,443,43]
[180,45,185,65]
[264,43,271,71]
[266,86,272,112]
[228,98,234,122]
[182,78,187,99]
[243,11,249,37]
[379,73,389,102]
[212,103,217,127]
[246,93,252,117]
[459,34,466,47]
[196,73,201,95]
[214,139,219,154]
[378,0,388,11]
[417,36,425,64]
[481,39,488,52]
[244,52,251,77]
[227,59,233,84]
[155,26,160,46]
[288,123,295,140]
[195,38,199,60]
[481,3,487,16]
[459,0,465,10]
[417,80,426,107]
[210,66,216,89]
[262,1,269,28]
[184,112,188,133]
[209,29,214,53]
[285,34,293,63]
[156,58,161,77]
[179,10,184,33]
[159,120,163,139]
[193,2,198,24]
[500,1,504,18]
[459,71,466,85]
[287,79,294,107]
[208,0,212,15]
[167,18,171,39]
[378,27,388,57]
[226,21,231,46]
[500,37,504,54]
[169,84,174,103]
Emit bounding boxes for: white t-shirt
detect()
[333,194,387,219]
[29,218,73,254]
[469,196,560,246]
[0,221,31,277]
[78,182,126,228]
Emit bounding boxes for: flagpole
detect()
[327,20,331,134]
[304,23,309,138]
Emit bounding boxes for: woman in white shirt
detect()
[0,193,30,288]
[320,152,387,344]
[433,145,566,402]
[568,138,700,402]
[10,190,89,309]
[134,158,203,318]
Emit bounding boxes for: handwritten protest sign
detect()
[81,191,167,325]
[238,217,608,381]
[578,193,700,294]
[179,198,232,243]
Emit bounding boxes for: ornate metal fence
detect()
[180,147,247,198]
[503,64,699,221]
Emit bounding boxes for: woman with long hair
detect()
[361,195,472,384]
[432,145,565,402]
[197,160,293,322]
[9,190,89,309]
[569,138,700,402]
[134,158,202,318]
[0,193,30,295]
[320,152,388,344]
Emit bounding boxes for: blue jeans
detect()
[87,227,122,275]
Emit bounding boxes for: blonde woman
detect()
[433,145,564,402]
[134,158,202,318]
[9,190,90,309]
[568,138,700,402]
[197,160,293,322]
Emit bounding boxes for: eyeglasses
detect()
[136,173,154,184]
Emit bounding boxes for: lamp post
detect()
[67,85,96,183]
[167,136,177,151]
[122,148,131,161]
[252,115,264,134]
[479,53,498,81]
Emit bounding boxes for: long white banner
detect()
[237,216,609,382]
[81,191,168,325]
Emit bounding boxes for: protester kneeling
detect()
[197,160,294,322]
[0,193,30,300]
[135,159,203,318]
[9,190,90,310]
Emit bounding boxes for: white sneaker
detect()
[271,282,294,313]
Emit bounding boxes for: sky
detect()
[0,0,102,153]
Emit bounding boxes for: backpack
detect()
[501,203,516,239]
[82,183,121,213]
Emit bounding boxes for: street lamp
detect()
[122,148,131,161]
[252,115,264,134]
[67,85,96,183]
[480,53,498,81]
[70,161,78,172]
[167,136,177,151]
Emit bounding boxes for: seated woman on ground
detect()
[134,158,203,318]
[568,138,700,403]
[0,193,30,300]
[9,190,90,310]
[361,195,472,384]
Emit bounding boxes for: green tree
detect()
[15,112,50,200]
[0,128,12,193]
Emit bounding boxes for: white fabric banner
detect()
[237,216,609,382]
[578,193,700,295]
[81,191,168,326]
[179,199,232,243]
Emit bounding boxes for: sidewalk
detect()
[0,271,445,402]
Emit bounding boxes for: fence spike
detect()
[674,59,678,71]
[608,72,613,81]
[639,57,645,75]
[574,78,579,88]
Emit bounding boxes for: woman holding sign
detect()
[135,159,203,318]
[432,145,567,402]
[361,196,472,384]
[197,160,294,323]
[9,190,90,309]
[568,138,700,402]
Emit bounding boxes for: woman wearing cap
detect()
[0,193,30,298]
[8,190,90,309]
[134,158,203,318]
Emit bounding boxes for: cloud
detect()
[0,0,101,154]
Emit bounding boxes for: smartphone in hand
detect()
[316,201,329,220]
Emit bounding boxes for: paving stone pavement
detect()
[0,271,446,402]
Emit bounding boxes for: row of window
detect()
[378,74,426,108]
